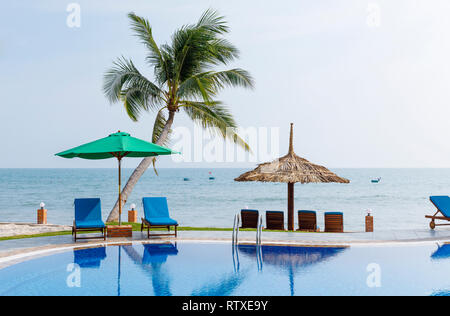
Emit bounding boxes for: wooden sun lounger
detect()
[72,222,106,242]
[240,210,259,229]
[325,212,344,233]
[141,218,178,238]
[297,210,317,231]
[426,196,450,230]
[265,211,285,230]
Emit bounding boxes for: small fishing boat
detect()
[371,177,381,183]
[209,177,215,180]
[183,178,190,181]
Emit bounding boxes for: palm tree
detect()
[103,9,254,221]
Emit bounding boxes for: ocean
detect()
[0,168,449,231]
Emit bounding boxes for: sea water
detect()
[0,168,449,231]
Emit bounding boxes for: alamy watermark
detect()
[170,126,281,164]
[366,263,382,288]
[367,2,381,28]
[66,263,81,288]
[66,3,81,28]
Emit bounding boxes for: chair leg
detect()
[430,220,436,230]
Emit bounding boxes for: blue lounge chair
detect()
[431,244,450,260]
[72,198,106,241]
[426,196,450,229]
[142,243,178,265]
[141,197,178,238]
[73,247,107,268]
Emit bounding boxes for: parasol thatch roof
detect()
[234,123,350,184]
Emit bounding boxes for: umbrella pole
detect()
[288,183,294,231]
[118,158,122,226]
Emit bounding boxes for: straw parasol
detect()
[235,123,349,231]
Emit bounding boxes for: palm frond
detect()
[103,57,164,120]
[207,69,254,90]
[181,101,250,152]
[177,69,254,100]
[196,9,229,34]
[158,44,176,84]
[152,109,172,146]
[170,9,240,85]
[151,109,173,176]
[121,87,147,121]
[128,12,170,83]
[204,38,239,66]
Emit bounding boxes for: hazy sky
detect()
[1,0,450,169]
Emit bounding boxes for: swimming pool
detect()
[0,242,450,296]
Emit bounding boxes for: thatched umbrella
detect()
[235,123,349,231]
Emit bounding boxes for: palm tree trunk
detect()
[106,111,176,222]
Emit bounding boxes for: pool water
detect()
[1,242,450,296]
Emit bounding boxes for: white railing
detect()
[256,214,263,270]
[232,240,240,272]
[232,212,241,245]
[232,212,263,272]
[256,214,263,245]
[234,212,263,245]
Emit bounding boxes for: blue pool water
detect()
[1,168,450,231]
[1,242,450,296]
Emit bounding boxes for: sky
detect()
[1,0,450,169]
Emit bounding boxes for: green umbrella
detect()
[56,131,179,225]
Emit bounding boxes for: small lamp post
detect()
[37,202,47,224]
[128,203,138,223]
[365,209,374,232]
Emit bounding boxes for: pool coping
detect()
[1,233,450,270]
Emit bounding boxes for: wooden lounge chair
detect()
[324,212,344,233]
[297,210,317,231]
[240,210,259,229]
[266,211,285,230]
[141,197,178,238]
[426,196,450,230]
[72,198,106,242]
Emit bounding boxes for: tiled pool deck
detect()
[1,227,450,268]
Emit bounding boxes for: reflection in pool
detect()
[1,242,450,295]
[74,247,107,269]
[237,245,346,296]
[431,244,450,260]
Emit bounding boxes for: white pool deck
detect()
[1,227,450,269]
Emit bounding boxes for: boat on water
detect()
[371,177,381,183]
[183,178,190,181]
